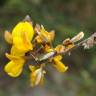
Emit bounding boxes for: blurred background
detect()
[0,0,96,96]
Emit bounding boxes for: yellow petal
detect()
[4,59,25,77]
[36,36,43,43]
[49,30,55,41]
[13,37,33,53]
[53,60,68,72]
[40,26,55,43]
[5,53,21,60]
[12,22,34,41]
[30,68,43,87]
[11,46,25,56]
[35,70,42,85]
[53,56,68,72]
[36,25,50,43]
[40,26,50,42]
[30,72,36,87]
[54,55,62,60]
[4,31,13,44]
[39,71,46,86]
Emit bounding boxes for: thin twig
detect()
[24,33,96,64]
[38,32,96,61]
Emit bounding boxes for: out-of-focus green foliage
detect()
[0,0,96,96]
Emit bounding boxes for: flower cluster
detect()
[4,15,85,87]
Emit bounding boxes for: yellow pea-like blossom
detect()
[35,25,55,53]
[52,55,68,72]
[4,21,34,77]
[4,21,34,54]
[35,25,55,43]
[29,66,45,87]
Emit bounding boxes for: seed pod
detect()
[71,32,84,43]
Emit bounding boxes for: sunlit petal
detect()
[4,59,25,77]
[12,22,34,41]
[4,31,13,44]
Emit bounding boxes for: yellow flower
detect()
[4,21,34,77]
[52,55,68,72]
[4,21,34,53]
[4,55,25,77]
[35,25,55,43]
[29,66,45,87]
